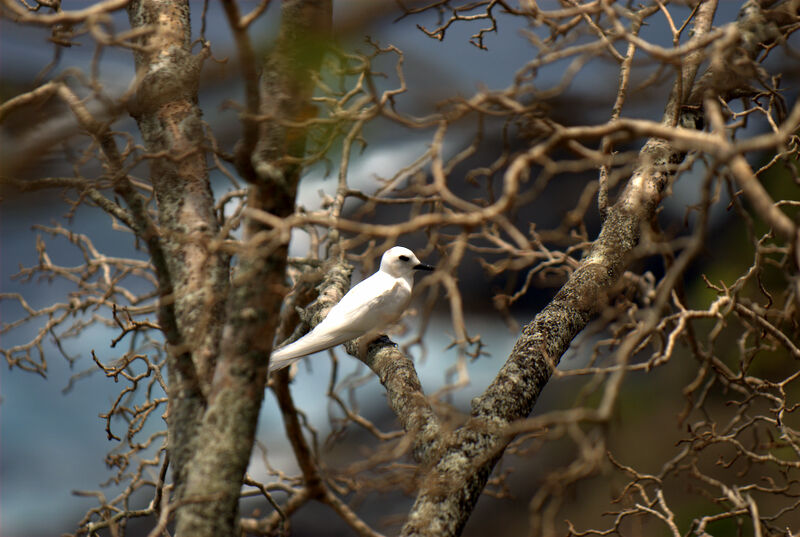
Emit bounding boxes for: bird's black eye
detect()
[398,255,410,262]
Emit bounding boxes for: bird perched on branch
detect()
[269,246,434,373]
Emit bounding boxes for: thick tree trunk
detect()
[126,0,229,506]
[127,1,330,535]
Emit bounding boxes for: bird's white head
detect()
[379,246,435,278]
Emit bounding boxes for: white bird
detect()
[269,246,434,372]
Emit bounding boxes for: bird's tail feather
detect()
[268,328,354,372]
[268,355,303,373]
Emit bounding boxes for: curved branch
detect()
[399,2,725,535]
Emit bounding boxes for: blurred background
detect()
[2,1,799,536]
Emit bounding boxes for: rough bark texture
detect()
[396,139,697,536]
[171,2,331,536]
[349,337,443,463]
[126,0,229,505]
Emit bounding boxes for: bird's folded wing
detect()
[326,274,409,331]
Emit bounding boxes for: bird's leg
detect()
[354,329,391,361]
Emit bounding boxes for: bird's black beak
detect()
[414,263,435,271]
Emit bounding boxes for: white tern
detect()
[269,246,434,372]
